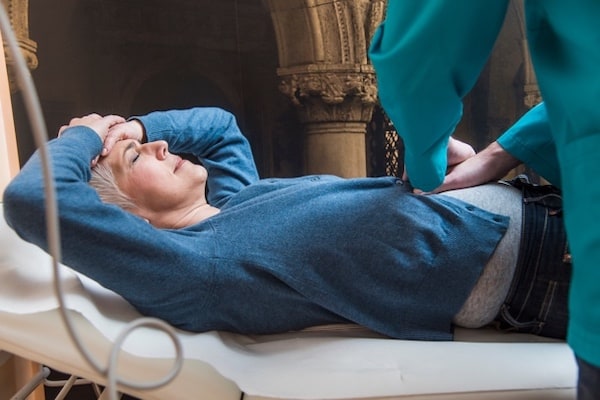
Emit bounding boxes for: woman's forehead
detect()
[101,139,138,171]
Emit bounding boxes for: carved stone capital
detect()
[265,0,386,67]
[278,65,378,124]
[264,0,386,176]
[1,0,38,92]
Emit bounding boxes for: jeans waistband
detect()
[495,176,571,339]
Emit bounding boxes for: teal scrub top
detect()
[497,103,561,187]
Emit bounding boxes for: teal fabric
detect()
[497,103,561,187]
[369,0,509,191]
[369,0,600,367]
[562,133,600,367]
[525,0,600,367]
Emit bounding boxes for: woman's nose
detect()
[144,140,168,160]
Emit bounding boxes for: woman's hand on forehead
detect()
[103,119,146,157]
[58,113,127,167]
[58,113,126,139]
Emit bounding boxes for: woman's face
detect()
[101,139,208,214]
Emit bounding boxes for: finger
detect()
[102,133,122,155]
[100,117,128,155]
[57,125,69,137]
[104,129,123,145]
[67,117,82,128]
[91,155,100,168]
[101,136,117,156]
[60,115,100,135]
[95,114,125,132]
[70,113,101,126]
[103,114,126,126]
[85,113,102,120]
[447,137,475,166]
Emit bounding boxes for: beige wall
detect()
[1,27,45,400]
[0,29,19,198]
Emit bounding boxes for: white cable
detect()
[0,6,184,400]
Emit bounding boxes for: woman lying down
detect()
[3,108,569,341]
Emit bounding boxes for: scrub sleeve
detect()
[370,0,600,368]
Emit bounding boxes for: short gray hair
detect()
[89,163,138,211]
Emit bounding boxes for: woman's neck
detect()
[151,203,220,229]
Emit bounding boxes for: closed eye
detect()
[122,141,140,167]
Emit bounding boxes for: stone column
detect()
[511,0,541,108]
[1,0,38,92]
[264,0,386,177]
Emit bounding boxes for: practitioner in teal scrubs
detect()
[369,1,600,398]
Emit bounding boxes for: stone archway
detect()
[263,0,386,177]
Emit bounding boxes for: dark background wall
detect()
[10,0,532,179]
[11,0,303,177]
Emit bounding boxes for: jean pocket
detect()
[496,304,543,334]
[496,278,568,339]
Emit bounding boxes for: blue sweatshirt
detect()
[3,108,508,340]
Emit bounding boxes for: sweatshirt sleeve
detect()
[3,127,105,249]
[497,102,561,187]
[134,107,259,207]
[2,126,216,325]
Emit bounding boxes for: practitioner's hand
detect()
[58,113,127,166]
[446,136,476,167]
[102,119,146,156]
[431,141,521,193]
[403,136,475,186]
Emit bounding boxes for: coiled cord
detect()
[0,5,184,399]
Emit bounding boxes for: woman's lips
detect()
[174,157,185,172]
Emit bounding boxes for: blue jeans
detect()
[495,177,570,339]
[577,356,600,400]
